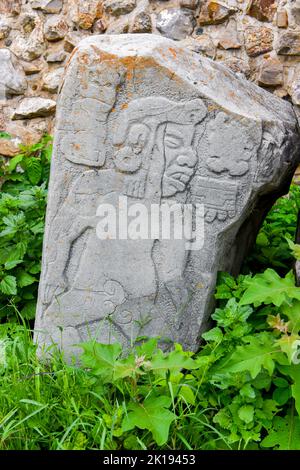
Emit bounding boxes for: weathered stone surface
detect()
[44,16,69,42]
[276,31,300,56]
[245,26,273,56]
[103,0,136,17]
[179,36,216,57]
[215,22,241,49]
[198,1,236,26]
[11,19,45,61]
[12,97,56,119]
[42,67,64,93]
[288,1,300,26]
[277,9,288,28]
[70,0,102,30]
[131,12,152,33]
[0,19,11,40]
[30,0,63,13]
[156,8,195,40]
[45,49,67,63]
[221,56,251,78]
[0,0,21,15]
[92,18,108,34]
[0,49,27,97]
[180,0,199,9]
[290,77,300,105]
[257,58,283,86]
[64,32,84,52]
[246,0,275,22]
[34,34,300,359]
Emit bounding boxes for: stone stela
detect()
[34,34,300,359]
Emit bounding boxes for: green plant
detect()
[0,135,52,321]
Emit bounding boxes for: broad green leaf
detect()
[238,405,254,424]
[212,333,279,379]
[25,157,42,185]
[79,342,122,382]
[8,154,24,172]
[279,364,300,416]
[21,301,37,320]
[202,327,223,343]
[147,345,197,377]
[262,415,300,450]
[16,270,36,288]
[0,275,17,295]
[122,396,175,446]
[240,269,300,307]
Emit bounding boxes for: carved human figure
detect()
[41,97,207,343]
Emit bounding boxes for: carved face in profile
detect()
[113,97,207,198]
[162,122,198,197]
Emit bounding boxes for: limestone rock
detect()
[42,67,64,93]
[92,18,108,34]
[64,32,84,52]
[106,17,130,34]
[257,58,283,86]
[131,12,152,33]
[12,97,56,119]
[156,8,195,41]
[245,26,273,57]
[103,0,137,17]
[288,2,300,27]
[221,56,251,78]
[246,0,276,22]
[290,78,300,105]
[277,9,288,28]
[23,62,43,75]
[215,22,241,49]
[198,1,236,26]
[30,0,63,13]
[34,34,300,359]
[0,125,42,156]
[0,19,11,40]
[45,49,67,63]
[11,19,45,61]
[44,16,69,42]
[0,0,21,15]
[71,0,102,30]
[0,49,27,97]
[180,0,199,8]
[276,31,300,56]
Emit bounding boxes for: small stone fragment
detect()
[11,19,45,61]
[45,49,67,63]
[156,8,195,41]
[246,0,275,22]
[44,16,69,42]
[71,0,103,30]
[103,0,137,17]
[12,97,56,120]
[92,18,107,34]
[276,32,300,56]
[30,0,63,13]
[180,0,199,9]
[180,36,216,57]
[131,12,152,33]
[244,26,273,57]
[23,62,43,75]
[198,1,236,26]
[0,48,27,96]
[257,58,283,86]
[42,67,64,93]
[0,19,11,40]
[277,9,288,28]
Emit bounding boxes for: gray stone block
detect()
[34,34,300,359]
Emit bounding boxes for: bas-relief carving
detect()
[41,96,214,345]
[39,95,276,347]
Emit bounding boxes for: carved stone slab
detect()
[34,34,300,358]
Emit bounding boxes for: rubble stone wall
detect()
[1,0,300,155]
